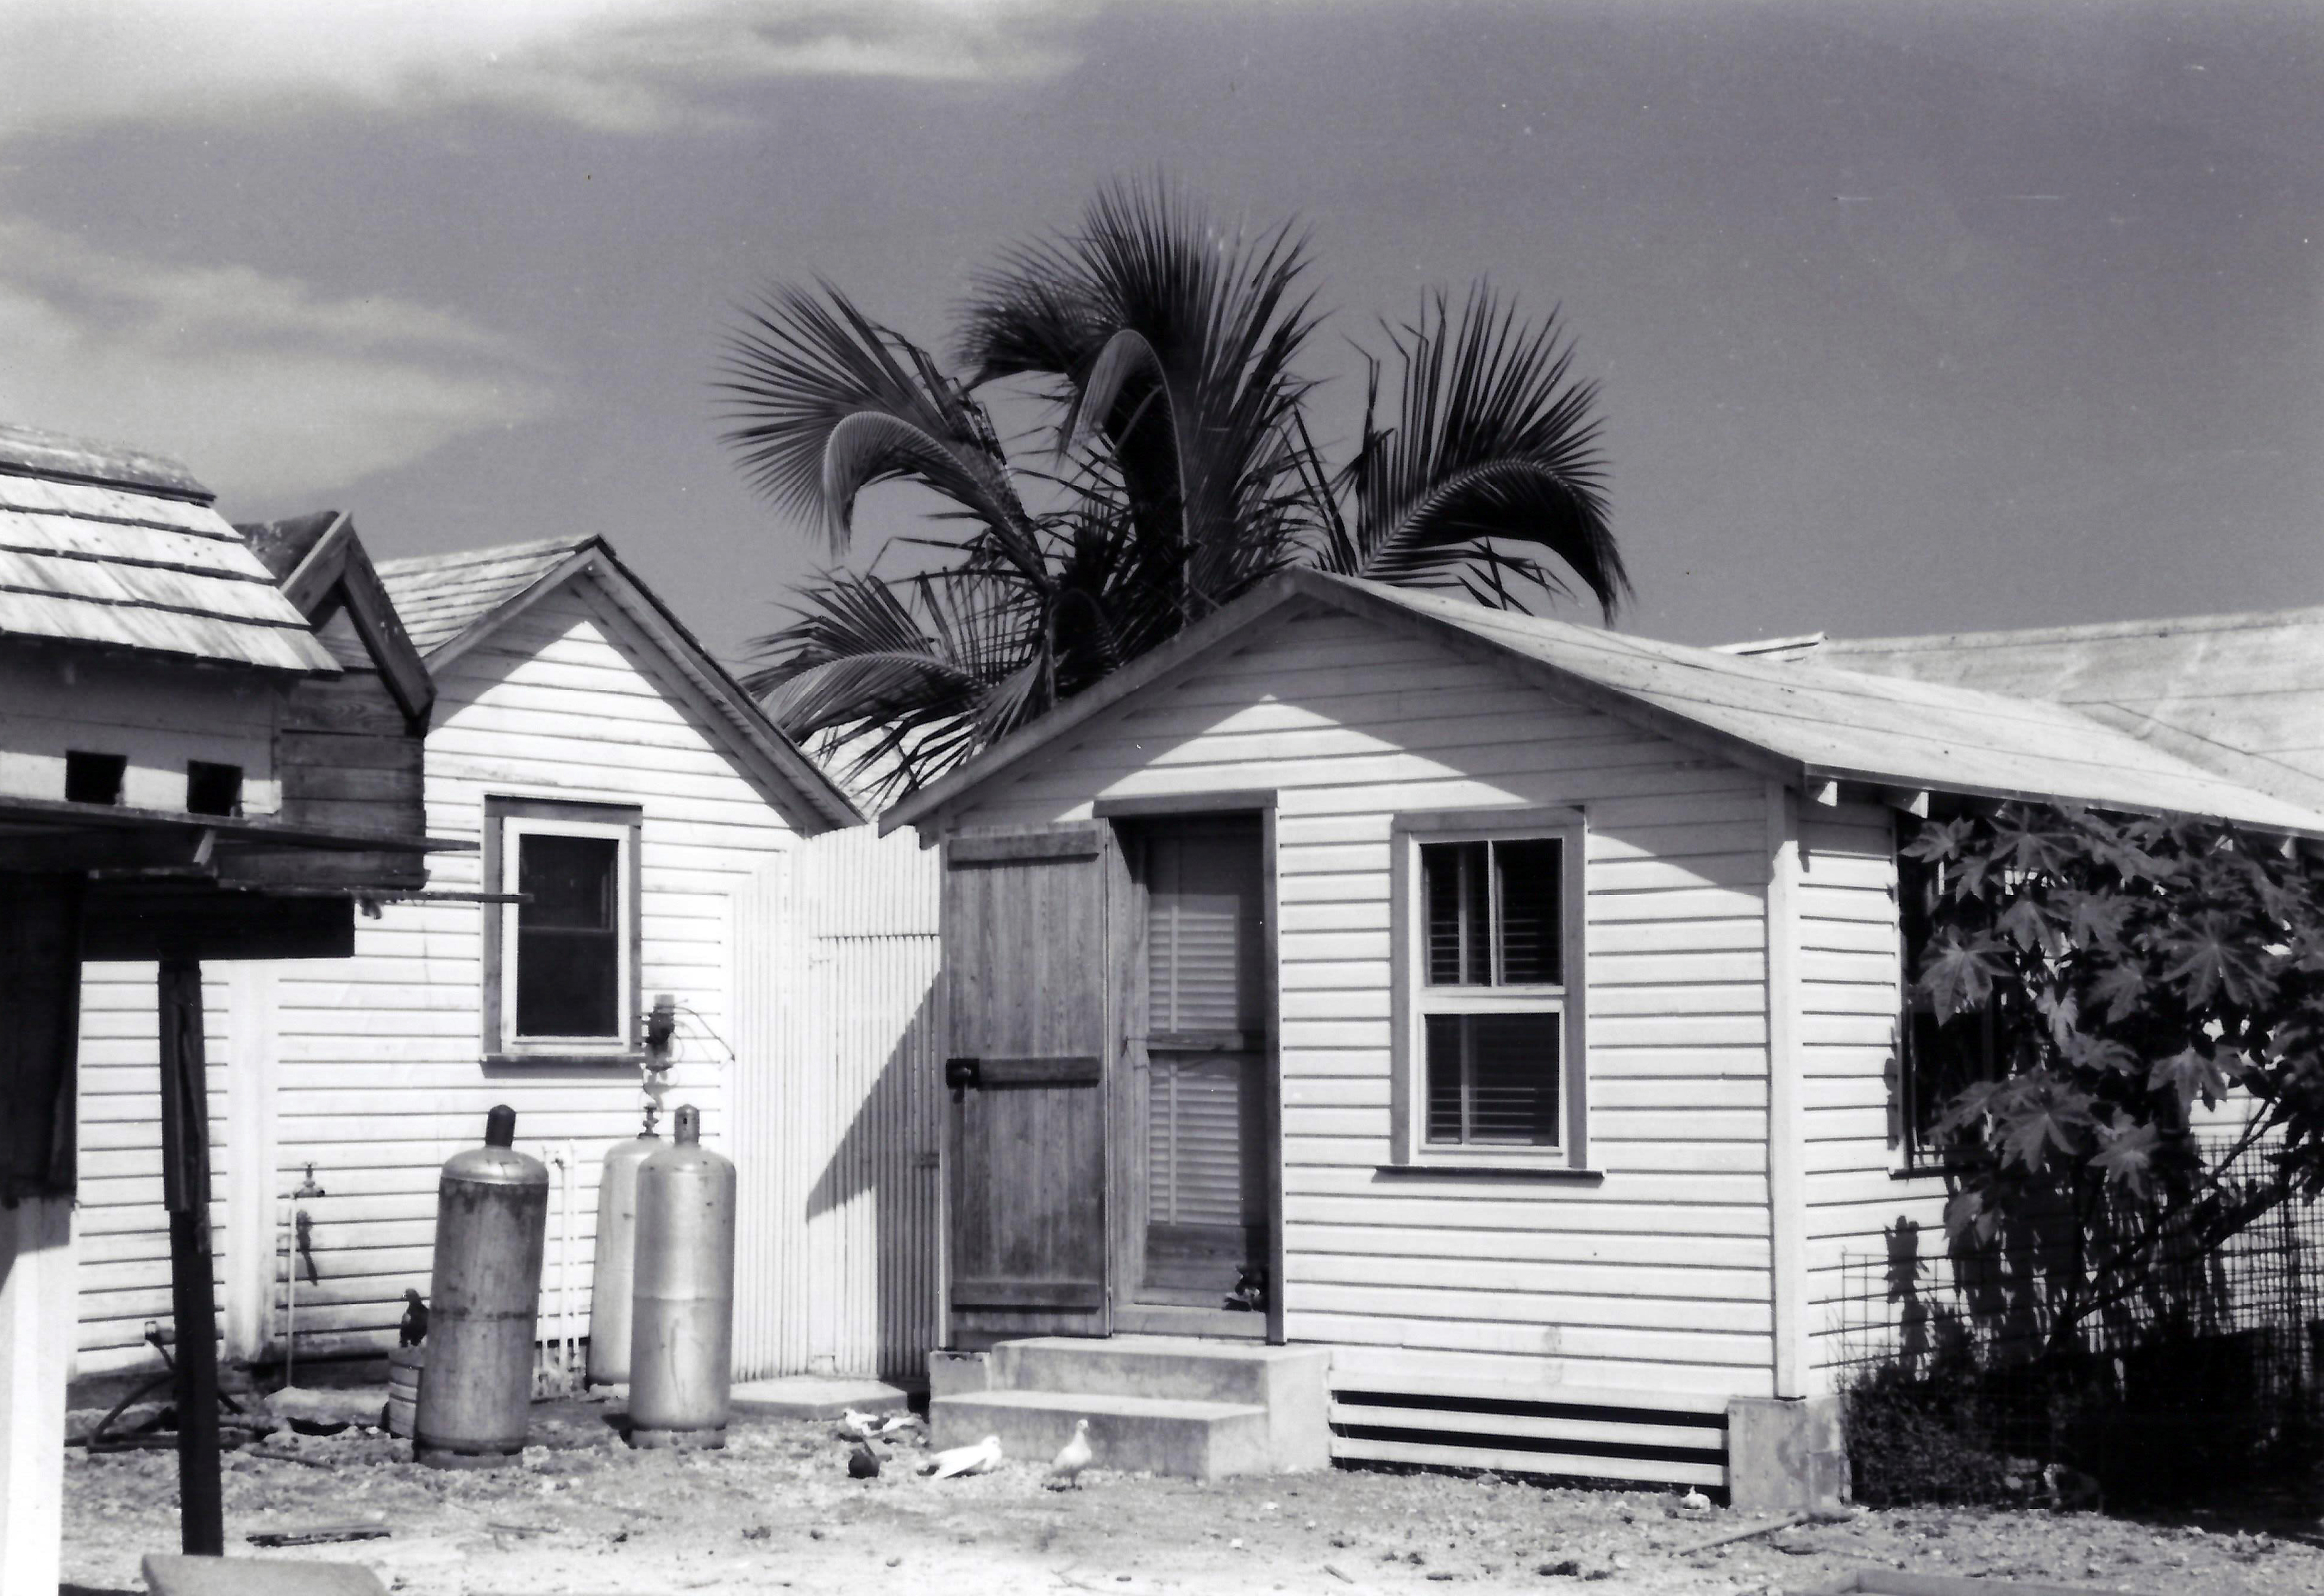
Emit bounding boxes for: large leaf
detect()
[1915,931,2012,1021]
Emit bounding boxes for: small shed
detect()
[71,531,947,1398]
[0,423,447,1588]
[883,569,2324,1501]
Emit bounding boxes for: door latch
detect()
[944,1056,982,1091]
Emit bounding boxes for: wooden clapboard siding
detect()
[1790,798,1947,1387]
[71,963,234,1373]
[68,576,810,1372]
[946,602,1781,1397]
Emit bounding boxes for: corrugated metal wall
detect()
[731,825,943,1382]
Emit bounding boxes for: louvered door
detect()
[1121,817,1267,1315]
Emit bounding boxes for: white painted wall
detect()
[70,578,809,1374]
[940,600,1783,1401]
[0,651,282,815]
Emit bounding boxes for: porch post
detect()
[158,958,224,1556]
[0,1194,74,1596]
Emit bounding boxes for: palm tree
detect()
[721,180,1626,799]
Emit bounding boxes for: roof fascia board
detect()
[881,576,1316,836]
[281,514,435,727]
[885,568,1806,838]
[1804,765,2324,844]
[571,559,862,833]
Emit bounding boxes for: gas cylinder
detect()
[584,1112,662,1386]
[414,1105,547,1468]
[628,1104,735,1448]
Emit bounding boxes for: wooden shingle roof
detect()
[887,571,2324,841]
[374,535,592,656]
[0,423,339,673]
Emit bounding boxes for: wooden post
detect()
[157,958,223,1556]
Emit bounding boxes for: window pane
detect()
[516,834,620,1038]
[1423,841,1489,985]
[1467,1013,1561,1145]
[1494,838,1562,985]
[1424,1015,1465,1143]
[521,834,617,929]
[1424,1012,1561,1147]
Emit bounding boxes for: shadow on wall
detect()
[798,947,944,1384]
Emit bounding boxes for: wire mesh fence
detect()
[1830,1153,2324,1506]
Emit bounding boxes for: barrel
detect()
[414,1106,548,1468]
[628,1105,735,1449]
[584,1124,662,1387]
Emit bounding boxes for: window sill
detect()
[1376,1162,1604,1183]
[1890,1163,1966,1182]
[484,1051,649,1068]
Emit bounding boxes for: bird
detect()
[397,1290,428,1348]
[835,1408,882,1441]
[847,1440,882,1479]
[1045,1418,1093,1489]
[873,1413,920,1438]
[925,1434,1002,1479]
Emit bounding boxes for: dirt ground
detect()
[60,1395,2324,1596]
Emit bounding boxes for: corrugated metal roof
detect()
[1793,606,2324,814]
[886,571,2324,840]
[373,536,594,656]
[0,423,339,673]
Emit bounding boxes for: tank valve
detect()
[645,993,678,1062]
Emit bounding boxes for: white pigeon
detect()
[835,1408,882,1441]
[925,1434,1002,1479]
[1045,1417,1094,1489]
[873,1413,920,1438]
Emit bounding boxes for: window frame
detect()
[1388,806,1589,1172]
[1893,841,2006,1176]
[481,796,643,1063]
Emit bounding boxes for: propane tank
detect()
[414,1105,547,1468]
[584,1109,662,1387]
[628,1104,735,1448]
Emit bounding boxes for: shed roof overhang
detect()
[882,570,2324,846]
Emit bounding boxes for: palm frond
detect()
[718,281,1041,572]
[1343,283,1627,617]
[960,176,1326,619]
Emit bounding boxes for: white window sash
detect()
[500,816,633,1050]
[1392,809,1588,1169]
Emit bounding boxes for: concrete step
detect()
[992,1334,1329,1407]
[930,1388,1273,1481]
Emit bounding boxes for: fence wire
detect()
[1831,1148,2324,1506]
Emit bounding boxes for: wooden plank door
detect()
[942,824,1117,1345]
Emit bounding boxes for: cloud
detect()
[0,1,1091,139]
[0,220,557,498]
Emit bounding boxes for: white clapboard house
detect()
[881,570,2324,1501]
[74,529,945,1389]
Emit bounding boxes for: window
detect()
[1896,846,2006,1168]
[1392,809,1587,1168]
[65,750,126,806]
[483,797,641,1059]
[185,761,243,817]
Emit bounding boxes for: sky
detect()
[2,0,2320,661]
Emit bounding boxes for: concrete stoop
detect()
[929,1335,1331,1481]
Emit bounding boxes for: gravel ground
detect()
[60,1396,2324,1596]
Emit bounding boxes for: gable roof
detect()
[0,422,339,674]
[884,571,2324,841]
[375,536,861,832]
[1783,605,2324,816]
[240,510,435,727]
